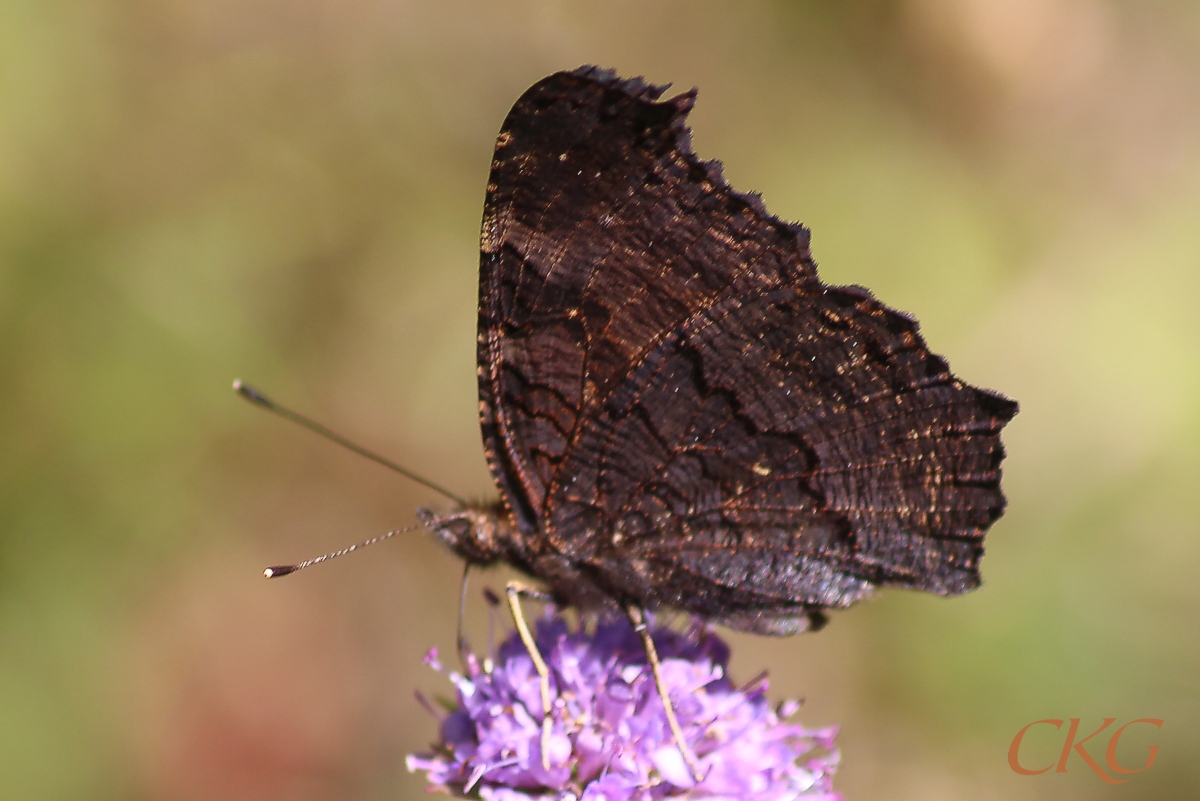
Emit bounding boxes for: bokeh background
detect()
[3,1,1198,799]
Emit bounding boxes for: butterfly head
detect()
[416,503,517,566]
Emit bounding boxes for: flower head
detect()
[407,611,840,801]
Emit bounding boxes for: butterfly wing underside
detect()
[477,67,1017,628]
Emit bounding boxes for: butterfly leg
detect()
[626,604,703,782]
[455,563,472,670]
[505,581,556,770]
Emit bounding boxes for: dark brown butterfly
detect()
[418,66,1017,642]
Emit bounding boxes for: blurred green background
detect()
[2,1,1197,799]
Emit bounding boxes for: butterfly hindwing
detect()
[545,283,1015,625]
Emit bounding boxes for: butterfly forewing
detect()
[479,68,818,530]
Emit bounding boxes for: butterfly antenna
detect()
[233,380,468,507]
[263,524,422,578]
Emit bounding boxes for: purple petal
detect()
[648,745,695,789]
[423,647,443,671]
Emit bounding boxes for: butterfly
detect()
[409,66,1017,774]
[419,65,1017,636]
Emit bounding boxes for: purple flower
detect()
[407,611,840,801]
